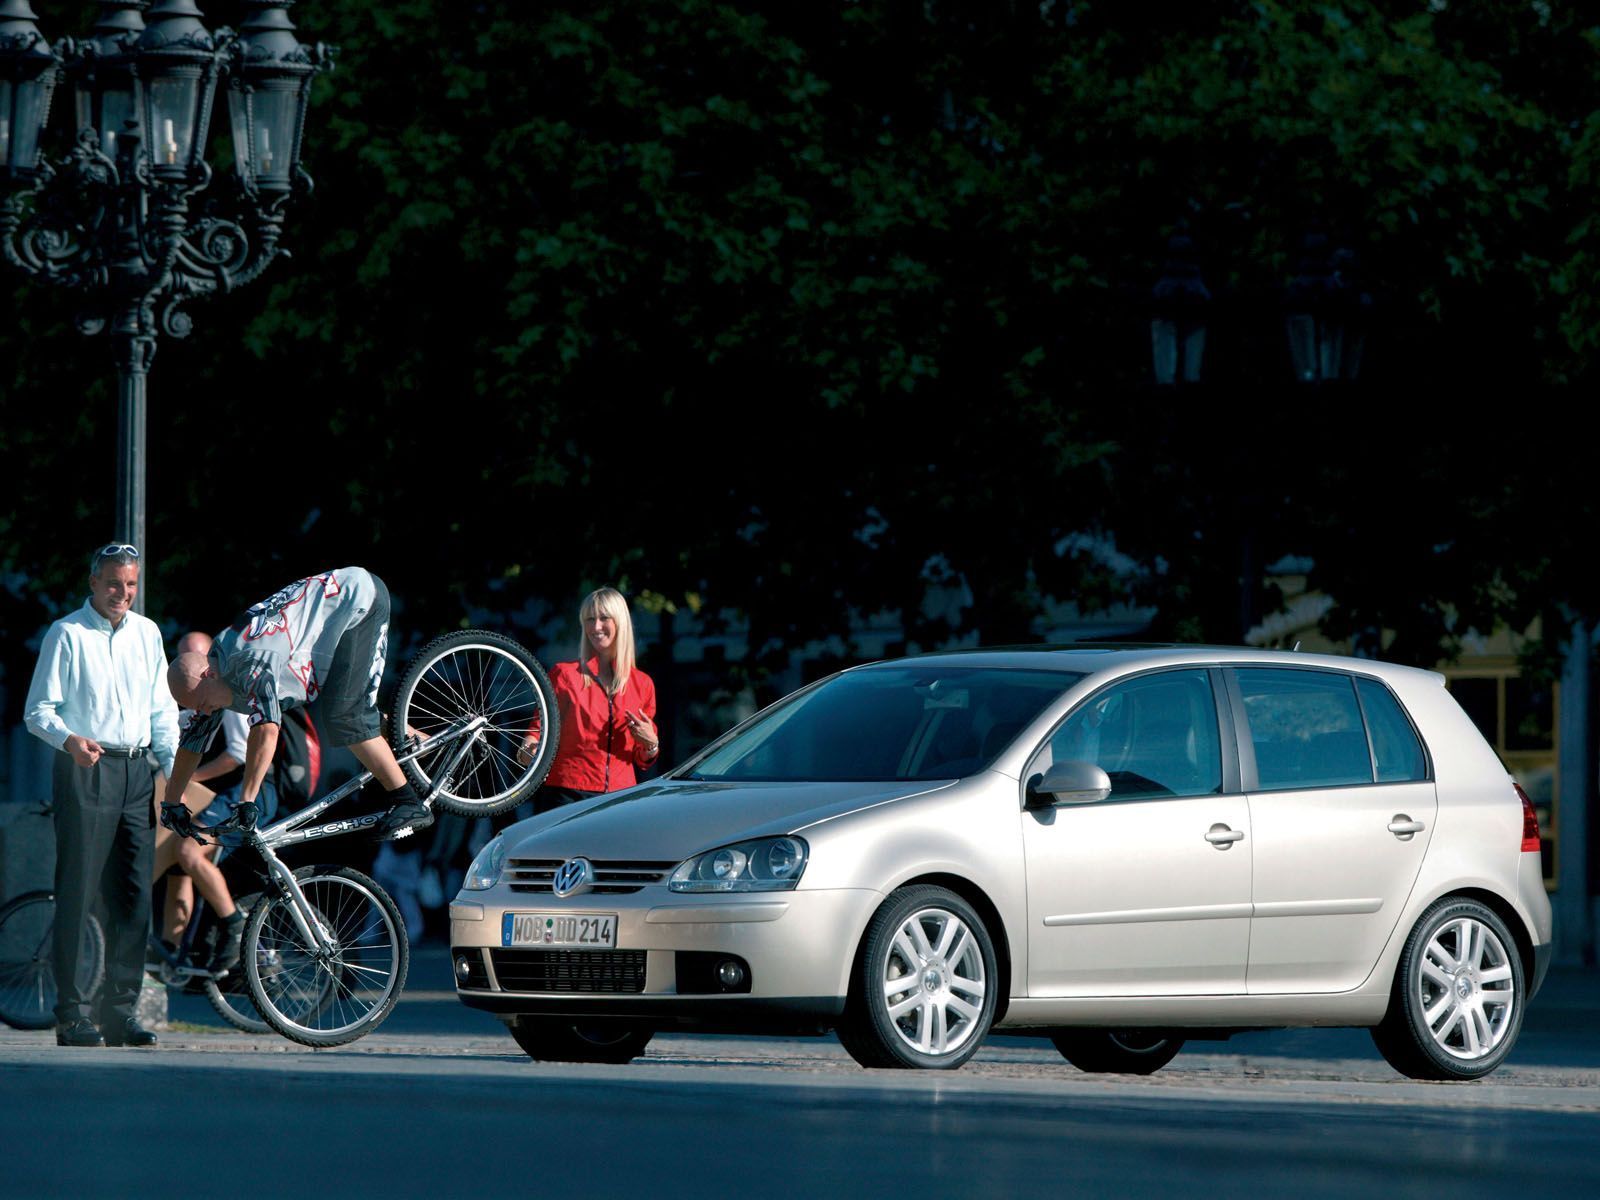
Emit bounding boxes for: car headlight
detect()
[669,836,808,892]
[462,835,507,891]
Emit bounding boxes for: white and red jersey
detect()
[181,566,378,752]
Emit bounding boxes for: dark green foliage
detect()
[3,1,1597,726]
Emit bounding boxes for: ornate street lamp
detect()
[1150,228,1209,386]
[0,1,59,181]
[1,1,334,609]
[1284,229,1369,383]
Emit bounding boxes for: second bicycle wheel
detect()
[244,866,408,1047]
[205,970,270,1034]
[0,891,104,1030]
[390,629,559,817]
[203,892,271,1035]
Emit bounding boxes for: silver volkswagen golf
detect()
[450,646,1552,1078]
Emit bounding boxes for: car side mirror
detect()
[1026,760,1112,808]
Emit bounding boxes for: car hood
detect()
[499,777,955,862]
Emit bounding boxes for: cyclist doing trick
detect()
[163,567,432,866]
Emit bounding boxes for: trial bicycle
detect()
[4,630,559,1046]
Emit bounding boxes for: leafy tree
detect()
[4,0,1598,737]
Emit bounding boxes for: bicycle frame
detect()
[225,716,487,959]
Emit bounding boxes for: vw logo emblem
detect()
[552,857,595,898]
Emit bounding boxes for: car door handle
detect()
[1205,823,1245,848]
[1388,815,1426,839]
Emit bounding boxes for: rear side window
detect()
[1355,678,1428,782]
[1237,669,1373,790]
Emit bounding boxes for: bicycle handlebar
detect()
[164,800,259,846]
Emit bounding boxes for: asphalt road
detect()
[2,946,1597,1199]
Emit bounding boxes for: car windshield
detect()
[682,666,1085,782]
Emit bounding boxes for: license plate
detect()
[503,912,618,949]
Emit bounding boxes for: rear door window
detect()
[1236,669,1374,790]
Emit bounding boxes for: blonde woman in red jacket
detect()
[514,587,661,818]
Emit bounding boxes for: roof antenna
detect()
[1291,640,1301,652]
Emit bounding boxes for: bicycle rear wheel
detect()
[0,891,105,1030]
[244,866,408,1047]
[203,893,271,1034]
[390,630,559,817]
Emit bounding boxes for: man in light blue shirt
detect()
[24,543,179,1048]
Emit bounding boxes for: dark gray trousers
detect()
[52,752,153,1025]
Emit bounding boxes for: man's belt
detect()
[96,745,150,759]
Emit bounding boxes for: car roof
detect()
[848,644,1445,685]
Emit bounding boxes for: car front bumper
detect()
[449,887,881,1033]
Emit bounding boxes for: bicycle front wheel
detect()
[244,867,408,1047]
[0,891,104,1030]
[390,630,560,817]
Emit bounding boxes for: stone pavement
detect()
[3,939,1597,1111]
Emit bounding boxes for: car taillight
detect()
[1515,782,1541,853]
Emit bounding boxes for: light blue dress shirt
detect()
[24,600,180,776]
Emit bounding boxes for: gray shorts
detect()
[319,573,390,746]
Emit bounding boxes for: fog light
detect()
[456,956,473,978]
[717,960,746,989]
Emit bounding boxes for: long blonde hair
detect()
[578,586,636,695]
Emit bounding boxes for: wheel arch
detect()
[1444,886,1537,985]
[1380,884,1536,1020]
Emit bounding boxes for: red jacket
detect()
[540,659,658,793]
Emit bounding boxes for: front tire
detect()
[1052,1030,1185,1074]
[244,867,408,1047]
[837,885,998,1070]
[509,1018,654,1063]
[390,630,560,817]
[1372,897,1525,1081]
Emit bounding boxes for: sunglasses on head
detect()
[92,543,140,564]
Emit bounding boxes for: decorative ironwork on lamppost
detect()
[1284,227,1370,384]
[0,1,334,610]
[1150,226,1210,386]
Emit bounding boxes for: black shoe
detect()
[207,913,246,976]
[55,1018,105,1047]
[103,1018,158,1048]
[376,799,434,841]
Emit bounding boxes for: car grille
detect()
[506,859,676,894]
[490,949,647,994]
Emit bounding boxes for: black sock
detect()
[385,781,418,803]
[223,911,244,928]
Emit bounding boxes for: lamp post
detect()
[1,1,334,610]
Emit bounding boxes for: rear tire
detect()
[0,891,104,1031]
[509,1017,654,1063]
[1052,1030,1185,1075]
[390,630,559,818]
[1372,897,1525,1081]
